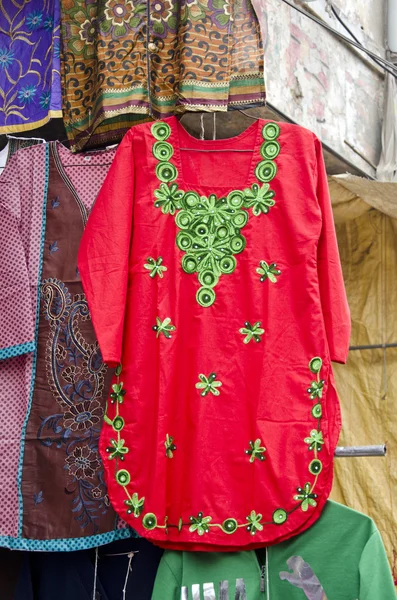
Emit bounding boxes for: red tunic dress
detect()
[78,117,350,551]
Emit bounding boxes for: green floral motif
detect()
[189,512,212,535]
[246,510,263,535]
[304,429,324,452]
[256,260,281,283]
[174,190,248,307]
[309,357,323,374]
[154,182,184,215]
[245,439,266,462]
[196,372,222,396]
[151,122,281,308]
[106,438,129,460]
[153,317,176,338]
[110,382,126,404]
[307,379,325,400]
[164,434,176,458]
[144,256,168,278]
[294,483,318,512]
[243,183,276,216]
[239,321,264,344]
[125,492,145,517]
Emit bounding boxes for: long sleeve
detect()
[0,155,35,359]
[359,530,397,600]
[78,130,135,366]
[315,137,351,363]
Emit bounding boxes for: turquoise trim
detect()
[17,144,50,537]
[0,341,35,360]
[0,527,136,552]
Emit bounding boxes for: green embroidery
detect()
[196,372,222,397]
[151,121,281,307]
[116,469,130,486]
[164,434,176,458]
[243,183,275,216]
[125,492,145,517]
[304,429,324,452]
[106,438,128,460]
[144,256,168,278]
[154,183,184,215]
[110,382,126,404]
[245,439,266,462]
[142,513,158,530]
[239,321,264,344]
[272,508,288,525]
[309,459,323,475]
[189,512,212,536]
[152,317,176,338]
[307,379,324,400]
[246,510,263,535]
[293,483,318,512]
[293,357,326,512]
[256,260,281,283]
[222,518,238,534]
[151,122,171,141]
[153,141,174,161]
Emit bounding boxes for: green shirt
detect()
[152,501,396,600]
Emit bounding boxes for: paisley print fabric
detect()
[60,0,265,151]
[0,0,62,134]
[0,142,133,550]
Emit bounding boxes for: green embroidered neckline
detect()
[151,120,281,307]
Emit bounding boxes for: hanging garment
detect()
[0,1,62,134]
[78,117,350,551]
[152,501,397,600]
[14,538,163,600]
[0,142,134,551]
[60,0,265,151]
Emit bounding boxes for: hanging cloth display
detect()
[0,0,62,134]
[0,142,133,551]
[152,501,397,599]
[60,0,266,151]
[78,117,351,551]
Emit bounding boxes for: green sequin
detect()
[309,459,323,475]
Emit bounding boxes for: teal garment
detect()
[152,501,396,600]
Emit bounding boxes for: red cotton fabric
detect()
[78,117,350,551]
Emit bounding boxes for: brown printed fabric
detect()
[20,148,125,543]
[60,0,265,151]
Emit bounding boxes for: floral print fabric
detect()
[60,0,265,151]
[0,0,62,133]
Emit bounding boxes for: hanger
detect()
[179,111,258,153]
